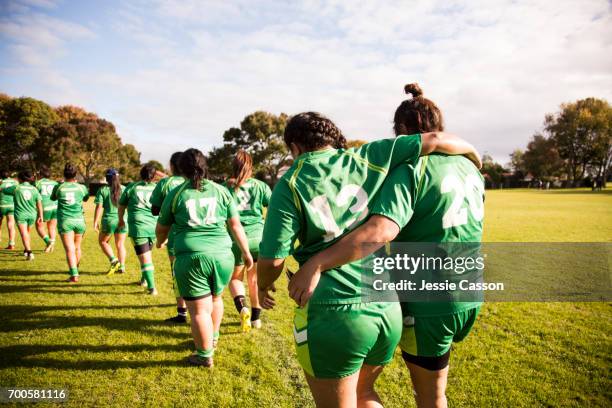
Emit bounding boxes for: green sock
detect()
[213,331,220,341]
[109,256,117,264]
[9,240,14,246]
[141,263,155,288]
[43,236,50,245]
[69,267,79,276]
[196,348,214,358]
[120,263,125,270]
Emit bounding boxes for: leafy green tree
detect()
[0,97,59,171]
[116,144,141,182]
[481,154,507,187]
[545,98,611,186]
[523,134,563,181]
[347,139,367,148]
[208,111,290,183]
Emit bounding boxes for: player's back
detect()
[397,154,484,243]
[223,178,271,226]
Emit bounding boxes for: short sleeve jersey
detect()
[150,176,186,209]
[118,181,157,238]
[36,178,59,210]
[158,179,238,256]
[0,178,18,209]
[222,178,272,226]
[370,154,485,315]
[259,134,423,305]
[3,182,41,220]
[51,182,89,220]
[95,185,126,220]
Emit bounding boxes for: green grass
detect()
[0,188,610,407]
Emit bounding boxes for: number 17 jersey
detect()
[119,181,157,238]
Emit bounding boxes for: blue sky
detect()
[1,0,611,164]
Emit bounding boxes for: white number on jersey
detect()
[308,184,369,242]
[65,192,76,205]
[441,174,484,229]
[136,191,152,208]
[236,189,252,211]
[42,185,54,196]
[185,197,218,226]
[22,190,32,201]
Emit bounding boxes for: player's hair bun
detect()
[404,83,423,98]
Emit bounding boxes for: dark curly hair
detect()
[169,151,183,176]
[18,170,34,183]
[140,163,157,182]
[179,148,208,190]
[39,165,51,178]
[64,163,78,180]
[393,83,444,135]
[284,112,347,152]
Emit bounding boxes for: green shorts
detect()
[399,306,480,358]
[174,252,234,300]
[58,218,86,234]
[42,206,57,221]
[231,224,262,266]
[16,216,36,226]
[0,205,14,217]
[101,217,127,234]
[294,302,402,379]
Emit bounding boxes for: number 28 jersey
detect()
[259,135,423,305]
[51,182,89,221]
[119,181,157,238]
[158,180,238,256]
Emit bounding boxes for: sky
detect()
[1,0,611,165]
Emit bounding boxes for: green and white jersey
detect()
[35,178,59,212]
[260,134,423,305]
[158,180,238,256]
[150,175,185,209]
[0,178,18,210]
[223,178,271,227]
[2,182,41,220]
[119,180,157,238]
[371,154,485,315]
[51,182,88,220]
[94,185,126,220]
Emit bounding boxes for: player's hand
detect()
[259,284,276,309]
[288,261,322,308]
[157,239,167,249]
[243,252,254,271]
[94,222,100,232]
[37,216,43,225]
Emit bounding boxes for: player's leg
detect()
[404,361,449,408]
[211,295,223,348]
[305,372,359,408]
[74,233,83,266]
[98,232,116,273]
[135,238,156,295]
[46,217,57,252]
[185,295,214,366]
[356,365,385,408]
[17,222,32,259]
[246,261,262,328]
[60,231,79,282]
[114,232,127,273]
[165,254,188,324]
[6,214,16,249]
[229,263,250,332]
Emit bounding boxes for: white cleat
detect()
[251,319,262,329]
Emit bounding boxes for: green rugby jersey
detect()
[222,178,271,226]
[371,154,485,315]
[0,178,18,210]
[51,182,89,220]
[94,185,126,220]
[259,134,423,305]
[150,176,186,209]
[158,180,238,256]
[36,178,59,211]
[119,181,157,238]
[2,182,41,220]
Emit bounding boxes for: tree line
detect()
[488,98,611,188]
[2,93,609,188]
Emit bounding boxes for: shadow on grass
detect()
[544,189,612,196]
[0,344,192,370]
[0,304,175,316]
[0,268,68,277]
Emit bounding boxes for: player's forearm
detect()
[117,206,126,222]
[37,202,43,219]
[227,218,251,257]
[257,258,284,288]
[309,216,400,273]
[93,205,103,225]
[421,132,482,169]
[155,223,170,243]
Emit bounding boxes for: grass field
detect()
[0,188,610,407]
